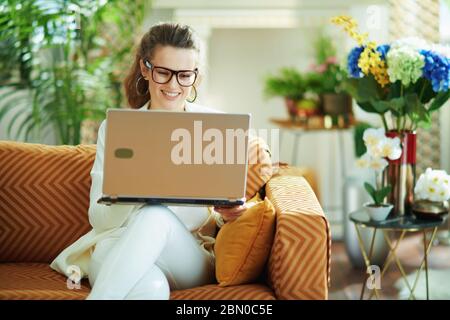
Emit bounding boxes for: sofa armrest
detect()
[265,175,331,300]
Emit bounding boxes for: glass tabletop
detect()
[349,209,448,231]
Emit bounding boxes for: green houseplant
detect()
[264,68,318,122]
[0,0,149,145]
[308,34,352,118]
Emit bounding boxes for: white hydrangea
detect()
[430,43,450,59]
[391,37,430,51]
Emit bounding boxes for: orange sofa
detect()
[0,141,330,300]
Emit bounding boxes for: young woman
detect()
[50,23,246,299]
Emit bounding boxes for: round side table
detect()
[349,209,448,300]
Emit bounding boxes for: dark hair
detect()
[124,23,200,109]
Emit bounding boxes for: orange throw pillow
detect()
[214,194,276,287]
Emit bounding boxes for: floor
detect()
[329,231,450,300]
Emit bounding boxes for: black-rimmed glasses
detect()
[144,59,198,87]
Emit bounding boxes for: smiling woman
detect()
[124,23,201,110]
[49,22,255,300]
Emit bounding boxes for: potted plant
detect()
[308,34,352,119]
[264,68,318,122]
[0,0,148,145]
[332,15,450,217]
[412,168,450,220]
[356,128,403,221]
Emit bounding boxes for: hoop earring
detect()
[187,85,197,103]
[136,76,149,96]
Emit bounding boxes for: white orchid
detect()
[356,152,371,169]
[356,127,405,206]
[363,128,385,148]
[369,157,389,173]
[414,168,450,202]
[379,136,402,160]
[363,128,402,160]
[357,152,388,173]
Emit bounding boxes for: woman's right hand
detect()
[213,205,247,223]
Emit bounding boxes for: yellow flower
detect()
[331,16,362,44]
[331,15,390,87]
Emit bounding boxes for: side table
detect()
[349,209,448,300]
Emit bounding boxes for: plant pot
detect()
[363,203,393,221]
[383,131,417,218]
[321,93,353,116]
[344,175,390,268]
[412,199,449,221]
[296,99,319,120]
[284,97,298,122]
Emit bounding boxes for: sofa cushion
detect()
[0,263,91,300]
[171,283,276,300]
[0,263,276,300]
[214,194,276,287]
[0,142,94,263]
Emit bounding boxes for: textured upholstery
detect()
[0,263,91,300]
[170,284,276,300]
[266,175,331,300]
[0,263,276,300]
[0,141,94,263]
[245,136,273,200]
[0,141,329,300]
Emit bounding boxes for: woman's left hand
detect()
[214,205,247,222]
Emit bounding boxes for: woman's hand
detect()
[214,205,247,223]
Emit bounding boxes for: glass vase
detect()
[383,131,417,217]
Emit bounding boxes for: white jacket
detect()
[50,101,223,279]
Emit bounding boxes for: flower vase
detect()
[383,131,417,217]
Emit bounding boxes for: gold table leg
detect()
[408,227,438,300]
[367,230,406,300]
[354,224,379,300]
[353,222,439,300]
[424,230,429,300]
[382,230,417,299]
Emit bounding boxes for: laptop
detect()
[97,108,251,207]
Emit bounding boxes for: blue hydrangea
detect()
[420,49,450,92]
[347,46,364,78]
[377,45,390,60]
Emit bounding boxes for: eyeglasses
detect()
[144,59,198,87]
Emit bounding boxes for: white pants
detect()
[87,205,216,300]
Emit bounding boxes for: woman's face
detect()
[140,45,198,111]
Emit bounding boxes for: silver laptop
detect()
[97,108,251,207]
